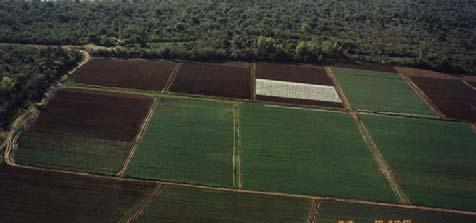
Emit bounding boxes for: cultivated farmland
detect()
[73,59,176,91]
[409,77,476,122]
[15,88,153,175]
[361,115,476,211]
[134,185,312,223]
[0,165,157,223]
[170,62,252,99]
[317,200,476,223]
[125,97,234,187]
[331,67,436,116]
[255,63,343,108]
[240,103,396,202]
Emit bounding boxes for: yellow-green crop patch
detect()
[125,97,234,187]
[362,114,476,211]
[332,67,435,116]
[240,103,396,202]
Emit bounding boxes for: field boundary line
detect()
[232,101,243,188]
[163,63,181,93]
[462,80,476,91]
[251,63,257,101]
[352,112,410,204]
[308,200,321,223]
[358,109,443,121]
[394,66,445,119]
[325,66,351,111]
[117,97,160,176]
[3,107,38,165]
[124,183,165,223]
[6,163,476,216]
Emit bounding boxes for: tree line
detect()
[0,45,82,131]
[0,0,475,74]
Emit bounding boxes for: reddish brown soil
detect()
[334,63,396,73]
[256,95,344,108]
[73,59,175,90]
[170,62,252,99]
[29,88,153,141]
[398,67,460,80]
[0,165,156,223]
[256,63,333,85]
[410,77,476,122]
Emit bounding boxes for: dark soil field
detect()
[410,77,476,122]
[256,95,344,108]
[256,63,333,85]
[29,88,153,141]
[0,165,156,223]
[334,63,397,73]
[169,63,252,99]
[398,67,459,80]
[73,59,175,90]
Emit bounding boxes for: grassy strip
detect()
[361,115,476,211]
[125,97,234,187]
[133,185,312,223]
[240,103,396,202]
[317,200,476,223]
[16,131,132,175]
[332,67,435,116]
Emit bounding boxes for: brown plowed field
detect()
[334,63,396,73]
[410,77,476,122]
[73,59,175,90]
[169,62,252,99]
[256,95,344,108]
[256,63,333,85]
[398,67,460,80]
[0,165,156,223]
[29,88,153,141]
[468,81,476,88]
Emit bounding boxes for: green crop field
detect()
[240,103,396,202]
[16,131,132,175]
[331,67,435,116]
[125,97,234,187]
[133,185,312,223]
[361,115,476,211]
[317,200,476,223]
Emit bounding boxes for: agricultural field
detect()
[0,165,157,223]
[409,77,476,122]
[333,63,397,73]
[317,200,476,223]
[72,59,176,91]
[169,62,252,99]
[15,88,153,175]
[255,63,343,108]
[239,103,396,202]
[361,115,476,211]
[133,185,312,223]
[331,67,436,116]
[125,97,234,187]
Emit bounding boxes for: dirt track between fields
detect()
[124,183,165,223]
[117,97,161,176]
[309,200,321,223]
[395,66,445,119]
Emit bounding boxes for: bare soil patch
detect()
[410,77,476,122]
[256,95,344,108]
[398,67,460,80]
[170,62,252,99]
[333,63,396,73]
[29,88,153,141]
[73,59,175,90]
[0,165,156,223]
[256,63,333,85]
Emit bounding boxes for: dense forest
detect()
[0,45,82,132]
[0,0,475,74]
